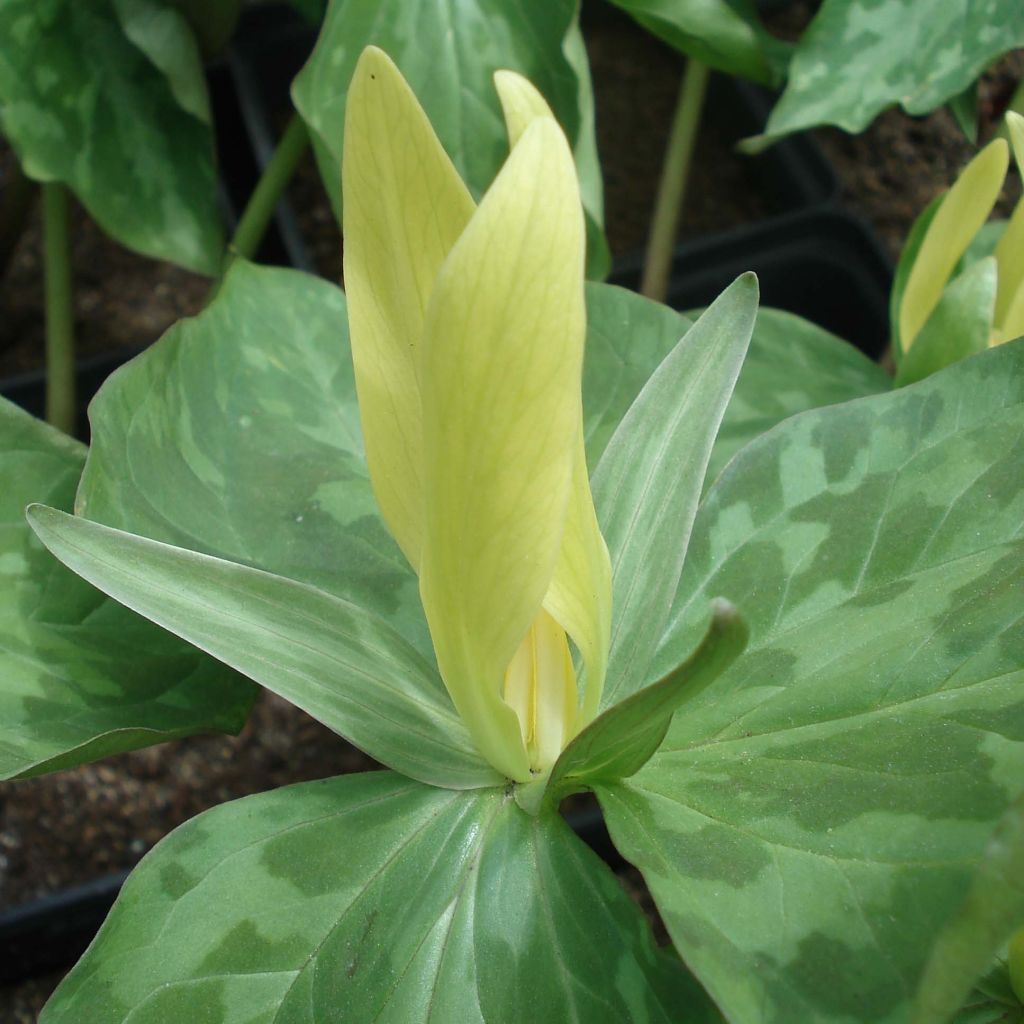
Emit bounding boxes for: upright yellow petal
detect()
[503,608,578,770]
[418,118,586,782]
[342,47,475,567]
[494,69,552,146]
[495,69,613,730]
[899,138,1008,352]
[995,113,1024,330]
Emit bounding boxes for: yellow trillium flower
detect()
[899,111,1024,354]
[342,48,611,783]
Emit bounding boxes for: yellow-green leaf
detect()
[418,117,586,782]
[342,46,474,567]
[995,113,1024,331]
[899,139,1008,352]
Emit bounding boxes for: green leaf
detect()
[583,290,888,478]
[78,261,433,660]
[912,793,1024,1024]
[581,284,693,466]
[546,599,747,794]
[40,772,709,1024]
[949,81,980,144]
[756,0,1024,144]
[600,342,1024,1024]
[112,0,210,123]
[290,0,609,277]
[707,307,892,486]
[605,0,789,85]
[27,505,499,790]
[592,273,759,709]
[950,990,1023,1024]
[0,0,222,273]
[0,398,252,780]
[895,257,997,387]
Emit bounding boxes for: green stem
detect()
[640,59,709,302]
[227,112,309,268]
[0,157,37,279]
[1008,78,1024,119]
[42,183,75,435]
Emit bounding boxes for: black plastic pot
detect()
[0,804,618,987]
[612,207,894,359]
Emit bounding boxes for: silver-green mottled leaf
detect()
[0,398,252,780]
[706,307,892,484]
[598,342,1024,1024]
[913,793,1024,1024]
[78,261,434,658]
[0,0,222,272]
[290,0,609,276]
[593,273,758,708]
[606,0,789,84]
[758,0,1024,144]
[40,772,709,1024]
[27,506,498,789]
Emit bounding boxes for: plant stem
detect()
[0,157,37,279]
[1007,78,1024,119]
[42,183,75,435]
[640,58,709,302]
[225,112,309,269]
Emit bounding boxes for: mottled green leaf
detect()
[581,284,693,466]
[27,506,498,789]
[0,398,252,780]
[706,307,892,484]
[290,0,609,276]
[41,773,706,1024]
[913,793,1024,1024]
[545,600,747,796]
[113,0,210,123]
[757,0,1024,144]
[583,290,888,478]
[606,0,789,84]
[592,273,758,709]
[0,0,222,273]
[598,342,1024,1024]
[895,257,997,387]
[78,261,433,659]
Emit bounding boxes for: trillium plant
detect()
[3,47,1024,1024]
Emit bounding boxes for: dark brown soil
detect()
[0,693,377,909]
[0,149,208,380]
[3,972,60,1023]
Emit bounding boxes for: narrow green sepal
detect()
[516,600,747,813]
